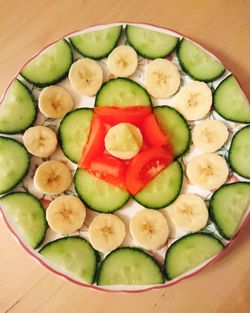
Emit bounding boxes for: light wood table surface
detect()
[0,1,249,312]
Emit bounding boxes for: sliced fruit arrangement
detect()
[38,86,74,118]
[177,38,225,82]
[134,161,183,208]
[58,108,93,163]
[228,126,250,179]
[89,214,126,253]
[95,78,152,107]
[23,126,58,158]
[39,237,97,284]
[46,195,86,235]
[145,59,180,98]
[74,168,130,213]
[175,81,212,121]
[186,153,228,190]
[192,120,228,153]
[126,25,179,59]
[69,58,103,96]
[0,80,37,134]
[34,160,72,195]
[153,106,190,158]
[209,182,250,239]
[97,247,164,285]
[21,39,73,87]
[164,233,224,280]
[0,137,30,194]
[107,45,138,77]
[130,209,169,250]
[69,25,122,59]
[166,194,208,232]
[214,75,250,123]
[0,192,47,249]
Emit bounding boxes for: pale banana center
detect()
[79,69,94,85]
[102,225,113,237]
[201,164,214,176]
[154,72,170,86]
[202,128,214,143]
[118,57,128,69]
[60,206,72,219]
[142,222,154,234]
[187,93,200,107]
[47,172,60,184]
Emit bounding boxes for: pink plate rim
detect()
[0,21,249,293]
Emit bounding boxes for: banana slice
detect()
[145,59,180,98]
[107,45,138,77]
[46,195,86,234]
[89,214,126,253]
[175,81,212,121]
[38,86,74,118]
[68,58,103,96]
[167,194,208,232]
[186,153,228,190]
[130,209,169,250]
[23,126,58,158]
[34,160,72,194]
[105,123,143,160]
[192,120,229,152]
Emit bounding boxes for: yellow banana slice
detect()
[186,153,228,190]
[107,45,138,77]
[89,214,126,253]
[68,58,103,96]
[145,58,180,98]
[46,195,86,234]
[34,160,72,194]
[129,209,169,250]
[167,194,208,232]
[175,81,212,120]
[23,126,58,158]
[192,120,229,152]
[105,123,143,160]
[38,86,74,118]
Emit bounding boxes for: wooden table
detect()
[0,1,249,312]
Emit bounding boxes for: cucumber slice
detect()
[134,161,183,209]
[74,168,130,213]
[21,39,73,87]
[177,39,225,82]
[59,108,93,163]
[228,126,250,179]
[97,247,164,285]
[214,75,250,123]
[0,192,47,248]
[209,182,250,240]
[69,25,122,60]
[0,80,37,134]
[126,25,178,59]
[0,137,30,194]
[164,233,223,280]
[95,78,152,108]
[154,106,190,158]
[39,236,97,284]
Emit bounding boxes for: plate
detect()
[0,22,249,292]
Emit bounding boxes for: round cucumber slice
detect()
[74,168,130,213]
[0,80,37,134]
[0,136,30,194]
[209,182,250,240]
[97,247,164,285]
[134,161,183,209]
[228,126,250,179]
[177,38,225,82]
[164,233,224,280]
[154,106,190,158]
[95,78,152,108]
[59,108,93,163]
[39,237,97,284]
[214,75,250,123]
[21,39,73,87]
[69,25,122,59]
[126,25,179,59]
[0,192,47,249]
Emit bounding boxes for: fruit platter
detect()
[0,22,249,292]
